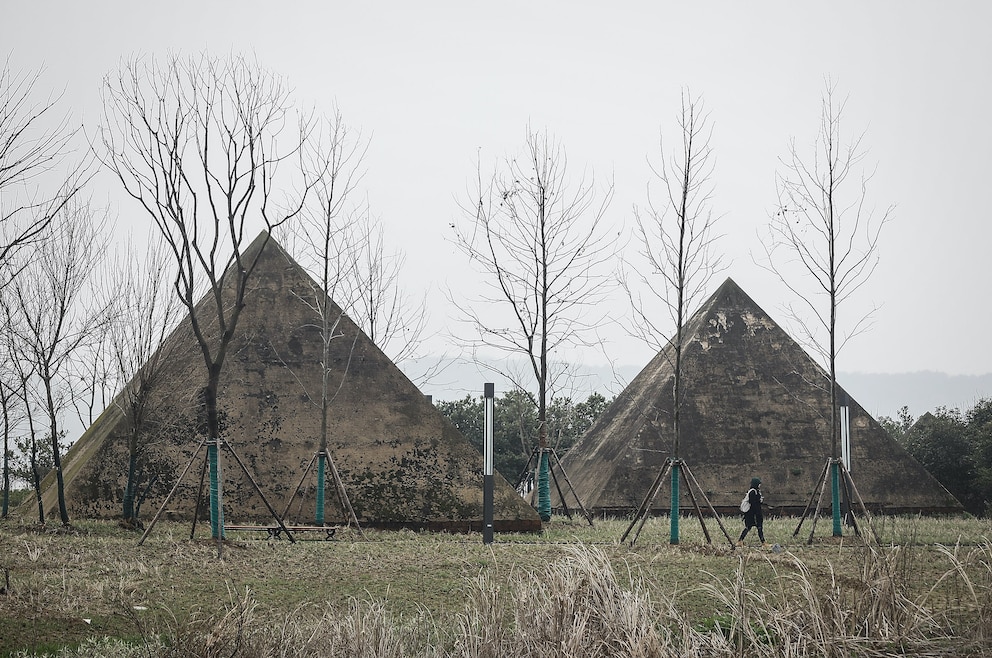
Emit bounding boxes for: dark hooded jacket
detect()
[744,484,763,524]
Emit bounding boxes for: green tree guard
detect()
[670,462,680,544]
[537,450,551,521]
[831,460,842,537]
[209,441,224,540]
[315,452,327,526]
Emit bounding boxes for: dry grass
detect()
[1,515,991,656]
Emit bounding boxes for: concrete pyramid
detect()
[39,232,540,531]
[559,277,962,515]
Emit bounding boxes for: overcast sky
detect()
[5,2,991,413]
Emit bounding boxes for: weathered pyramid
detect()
[37,232,540,531]
[559,277,962,515]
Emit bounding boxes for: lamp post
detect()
[483,383,495,544]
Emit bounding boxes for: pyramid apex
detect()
[244,229,273,256]
[673,277,764,337]
[695,276,769,318]
[715,276,740,292]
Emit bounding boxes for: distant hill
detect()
[405,357,639,404]
[838,371,992,421]
[405,358,992,423]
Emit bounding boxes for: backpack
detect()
[740,488,754,513]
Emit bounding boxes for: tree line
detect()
[880,399,992,517]
[436,391,610,487]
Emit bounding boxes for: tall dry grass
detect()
[13,540,992,658]
[452,545,672,657]
[925,539,992,642]
[4,519,992,657]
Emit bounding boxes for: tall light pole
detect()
[483,383,495,544]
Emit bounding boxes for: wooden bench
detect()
[224,525,337,540]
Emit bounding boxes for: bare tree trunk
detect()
[43,372,68,525]
[122,451,138,522]
[25,402,43,524]
[204,369,224,540]
[1,389,10,518]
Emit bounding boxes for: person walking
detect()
[737,476,767,548]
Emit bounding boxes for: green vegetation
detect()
[881,398,992,516]
[437,391,610,484]
[2,515,991,656]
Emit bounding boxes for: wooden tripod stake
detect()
[793,457,879,544]
[138,436,297,556]
[282,448,365,538]
[621,458,735,548]
[517,446,595,526]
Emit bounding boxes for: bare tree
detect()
[3,198,108,525]
[0,380,13,518]
[620,90,727,546]
[760,81,891,537]
[1,59,93,518]
[282,110,436,529]
[104,235,182,527]
[0,57,90,288]
[2,283,56,524]
[452,127,615,521]
[100,53,316,549]
[287,109,367,531]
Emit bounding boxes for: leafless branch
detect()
[757,79,893,458]
[622,89,724,355]
[450,124,616,480]
[0,57,92,287]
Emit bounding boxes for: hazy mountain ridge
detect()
[838,371,992,421]
[405,358,992,422]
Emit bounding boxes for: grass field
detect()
[1,514,991,657]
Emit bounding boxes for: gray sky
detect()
[5,2,991,412]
